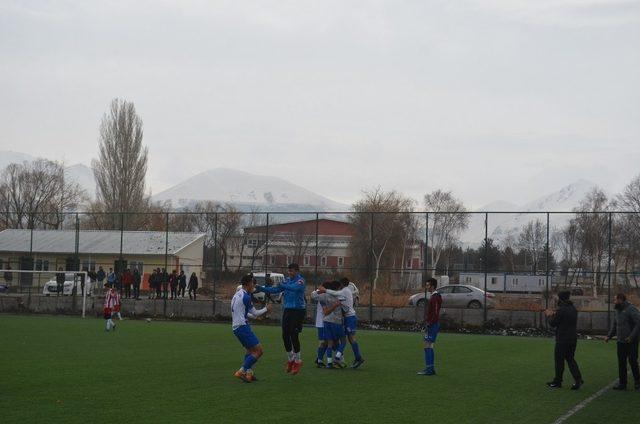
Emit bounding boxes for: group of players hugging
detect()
[231,263,368,383]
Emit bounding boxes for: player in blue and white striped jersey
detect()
[320,277,364,368]
[231,274,270,383]
[312,281,347,368]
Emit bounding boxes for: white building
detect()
[459,272,549,293]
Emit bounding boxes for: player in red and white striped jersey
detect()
[104,283,119,331]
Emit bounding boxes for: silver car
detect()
[408,284,495,309]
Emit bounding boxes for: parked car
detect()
[408,284,495,309]
[42,273,93,297]
[246,272,285,303]
[0,283,9,294]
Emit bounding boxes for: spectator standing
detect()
[133,268,142,300]
[161,268,169,299]
[107,268,116,289]
[188,272,198,300]
[96,266,106,287]
[122,268,133,299]
[605,293,640,390]
[178,270,187,298]
[169,270,178,300]
[56,267,65,296]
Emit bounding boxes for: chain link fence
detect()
[1,210,638,332]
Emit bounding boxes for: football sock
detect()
[243,354,257,370]
[425,348,434,369]
[326,348,333,363]
[287,351,294,361]
[351,342,362,360]
[337,341,346,356]
[316,346,326,361]
[294,352,301,362]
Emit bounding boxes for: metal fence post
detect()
[423,212,429,323]
[315,213,319,289]
[75,213,80,301]
[369,212,374,323]
[119,212,124,262]
[545,212,550,311]
[264,213,269,274]
[483,212,488,325]
[213,212,218,316]
[607,212,613,329]
[164,212,169,317]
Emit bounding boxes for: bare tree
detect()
[501,229,518,273]
[553,221,585,286]
[0,160,85,229]
[424,190,469,277]
[92,98,148,229]
[613,174,640,288]
[349,188,414,290]
[517,219,546,274]
[573,188,610,288]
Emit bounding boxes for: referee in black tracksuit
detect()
[545,291,583,390]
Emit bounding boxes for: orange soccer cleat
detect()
[234,370,250,383]
[285,360,295,373]
[290,361,303,375]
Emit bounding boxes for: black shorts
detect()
[282,308,306,334]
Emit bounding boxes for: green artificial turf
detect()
[0,314,636,423]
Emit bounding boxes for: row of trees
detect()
[349,188,470,289]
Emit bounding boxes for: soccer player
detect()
[112,286,122,320]
[319,277,364,368]
[255,263,306,375]
[418,278,442,376]
[312,285,328,368]
[232,274,270,383]
[312,281,346,368]
[104,283,118,332]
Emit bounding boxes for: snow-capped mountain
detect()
[152,167,348,212]
[462,180,602,245]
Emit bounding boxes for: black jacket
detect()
[188,275,198,290]
[548,300,578,343]
[96,269,106,282]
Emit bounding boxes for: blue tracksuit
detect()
[257,273,306,310]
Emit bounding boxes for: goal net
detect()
[0,269,91,317]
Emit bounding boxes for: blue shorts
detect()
[344,315,357,335]
[424,322,440,343]
[317,327,325,341]
[323,322,345,341]
[233,325,260,349]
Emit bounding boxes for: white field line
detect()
[551,380,617,424]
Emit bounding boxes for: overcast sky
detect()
[1,0,639,207]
